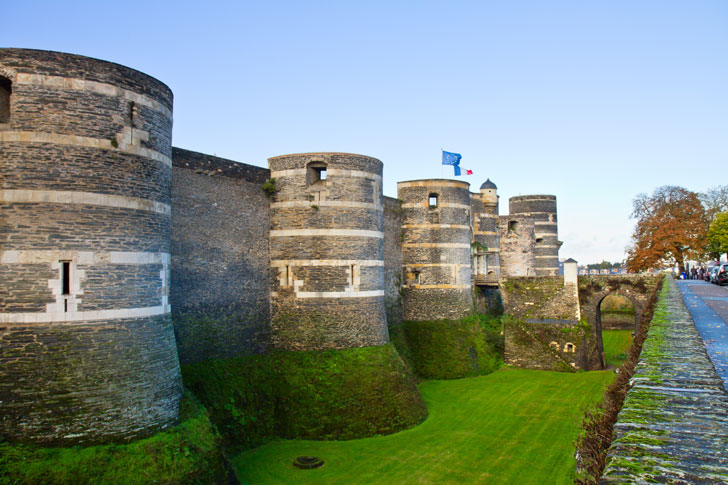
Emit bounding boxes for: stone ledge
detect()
[601,278,728,483]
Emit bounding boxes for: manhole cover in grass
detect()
[293,456,324,469]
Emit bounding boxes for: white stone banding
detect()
[408,284,471,289]
[0,131,172,168]
[15,73,172,118]
[0,250,170,265]
[401,202,471,209]
[402,243,471,248]
[406,263,471,268]
[0,305,170,324]
[1,190,171,215]
[401,223,470,229]
[270,200,379,210]
[270,168,381,181]
[294,290,385,299]
[397,181,468,189]
[270,229,384,238]
[271,259,383,267]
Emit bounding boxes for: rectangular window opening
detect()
[0,77,11,123]
[428,193,438,208]
[61,261,71,295]
[319,169,327,180]
[413,271,421,284]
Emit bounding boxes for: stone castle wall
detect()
[0,47,573,445]
[398,180,473,320]
[170,148,271,364]
[509,195,559,276]
[0,48,181,445]
[383,196,404,325]
[498,215,537,276]
[268,153,389,350]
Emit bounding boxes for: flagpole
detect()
[440,148,444,179]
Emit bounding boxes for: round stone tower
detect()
[398,179,473,320]
[268,152,389,350]
[472,179,500,283]
[509,195,560,276]
[0,49,182,445]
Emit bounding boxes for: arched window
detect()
[0,76,11,123]
[564,342,576,353]
[549,341,560,352]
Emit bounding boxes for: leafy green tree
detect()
[626,186,709,274]
[707,212,728,259]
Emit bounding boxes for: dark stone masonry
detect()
[1,47,575,446]
[171,148,271,364]
[1,48,181,445]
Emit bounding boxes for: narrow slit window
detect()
[350,264,356,286]
[61,261,71,295]
[0,77,11,123]
[428,193,438,207]
[413,271,421,284]
[285,265,291,287]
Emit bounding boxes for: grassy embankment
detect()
[233,366,620,484]
[0,392,231,485]
[602,329,633,368]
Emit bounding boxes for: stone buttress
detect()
[0,49,182,445]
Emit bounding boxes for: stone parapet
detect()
[602,278,728,483]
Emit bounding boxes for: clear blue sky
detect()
[5,1,727,264]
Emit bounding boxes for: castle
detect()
[0,49,566,445]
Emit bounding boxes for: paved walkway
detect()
[676,280,728,391]
[602,278,728,483]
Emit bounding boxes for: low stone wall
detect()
[504,318,589,372]
[500,276,579,321]
[601,278,728,483]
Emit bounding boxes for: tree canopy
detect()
[626,186,709,273]
[700,185,728,221]
[707,212,728,260]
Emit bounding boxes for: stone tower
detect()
[398,179,473,320]
[0,49,182,444]
[471,179,501,284]
[509,195,560,276]
[268,152,389,349]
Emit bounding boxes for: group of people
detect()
[682,263,720,281]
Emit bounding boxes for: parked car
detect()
[708,265,721,284]
[716,264,728,286]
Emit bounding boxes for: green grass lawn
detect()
[602,329,633,368]
[232,367,615,484]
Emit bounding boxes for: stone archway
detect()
[578,275,663,370]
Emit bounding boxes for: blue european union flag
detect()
[442,150,462,165]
